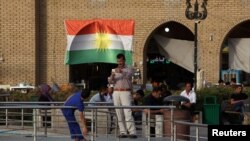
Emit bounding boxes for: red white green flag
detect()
[64,19,134,65]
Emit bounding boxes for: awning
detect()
[229,38,250,73]
[153,34,194,72]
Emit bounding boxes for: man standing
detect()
[108,53,137,138]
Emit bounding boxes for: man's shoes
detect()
[118,134,127,138]
[129,134,137,139]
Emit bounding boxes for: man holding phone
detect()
[108,53,137,138]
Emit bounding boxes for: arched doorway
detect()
[220,20,250,85]
[145,21,194,90]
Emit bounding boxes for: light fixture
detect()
[209,34,213,41]
[165,27,170,32]
[139,61,143,67]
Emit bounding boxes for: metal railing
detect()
[173,120,208,141]
[0,102,208,141]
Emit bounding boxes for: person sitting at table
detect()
[179,82,196,121]
[217,79,225,87]
[230,84,248,112]
[230,78,237,86]
[160,83,171,99]
[88,86,108,106]
[105,84,115,134]
[221,84,248,125]
[105,84,114,103]
[143,86,164,137]
[132,89,145,125]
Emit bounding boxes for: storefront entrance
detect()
[69,63,116,90]
[145,21,194,90]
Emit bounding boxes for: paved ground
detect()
[0,126,207,141]
[0,136,206,141]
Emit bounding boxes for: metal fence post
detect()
[45,109,48,137]
[91,109,94,141]
[116,114,120,141]
[171,107,174,141]
[147,109,151,141]
[106,110,108,138]
[5,109,8,126]
[95,109,97,139]
[173,124,176,141]
[21,109,24,128]
[33,109,37,141]
[196,126,199,141]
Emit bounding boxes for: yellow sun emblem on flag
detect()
[95,32,111,51]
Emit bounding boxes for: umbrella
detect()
[163,95,190,105]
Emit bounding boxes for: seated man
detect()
[105,84,114,103]
[160,83,171,97]
[230,85,248,112]
[143,86,164,137]
[131,89,145,125]
[105,84,115,134]
[217,79,225,87]
[230,78,237,86]
[88,86,108,106]
[221,85,248,124]
[180,82,196,121]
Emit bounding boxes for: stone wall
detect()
[1,0,250,85]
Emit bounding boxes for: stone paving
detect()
[0,126,207,141]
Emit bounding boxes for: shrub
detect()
[195,86,250,111]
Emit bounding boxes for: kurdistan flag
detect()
[64,19,135,65]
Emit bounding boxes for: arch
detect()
[140,19,195,88]
[219,17,250,55]
[142,19,194,54]
[141,19,194,69]
[219,18,250,84]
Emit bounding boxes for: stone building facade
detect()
[0,0,250,86]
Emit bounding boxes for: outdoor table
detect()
[163,95,191,140]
